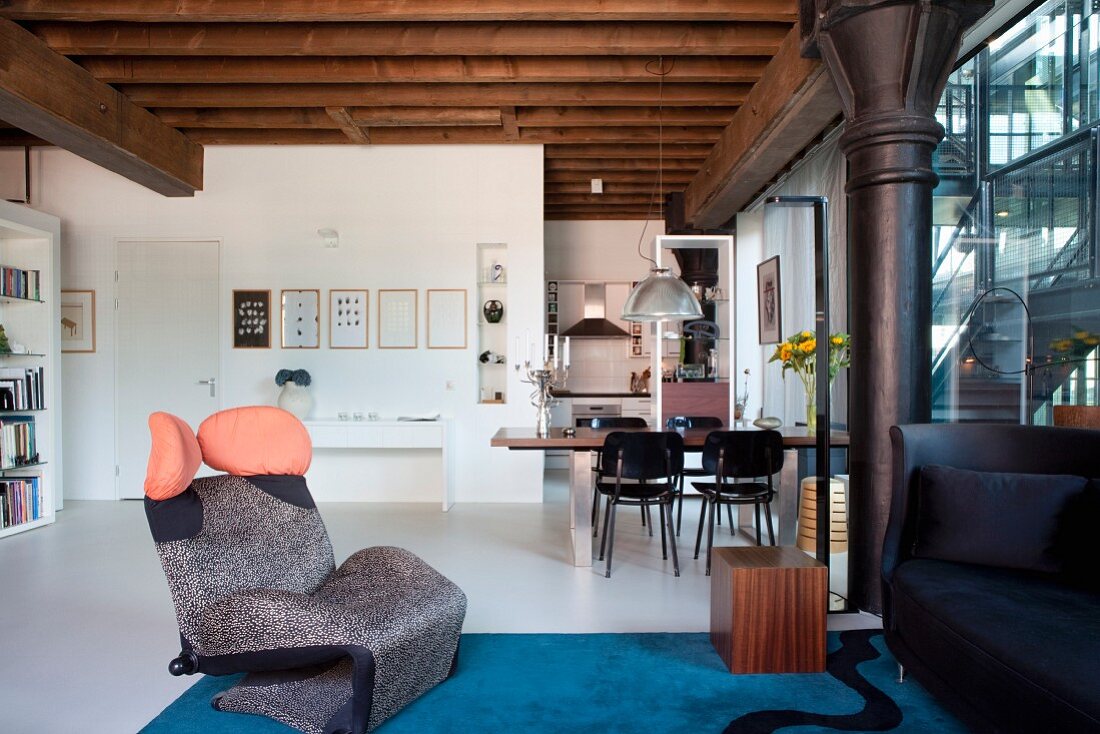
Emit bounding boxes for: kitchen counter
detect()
[550,391,650,398]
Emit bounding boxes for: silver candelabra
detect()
[515,360,569,437]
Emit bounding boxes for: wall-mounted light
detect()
[318,228,339,248]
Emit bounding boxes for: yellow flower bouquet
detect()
[768,330,851,432]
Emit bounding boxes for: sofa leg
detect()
[896,663,906,683]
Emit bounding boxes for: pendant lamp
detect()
[621,57,703,323]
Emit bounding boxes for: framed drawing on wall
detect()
[329,289,368,349]
[426,289,467,349]
[378,289,418,349]
[233,289,270,349]
[60,290,96,353]
[757,256,783,344]
[281,289,320,349]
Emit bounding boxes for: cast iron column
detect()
[802,0,990,612]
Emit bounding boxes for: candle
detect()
[514,337,520,368]
[564,336,571,368]
[553,335,559,368]
[525,330,531,364]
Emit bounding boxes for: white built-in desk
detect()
[303,419,455,511]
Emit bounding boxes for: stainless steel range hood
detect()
[560,283,630,338]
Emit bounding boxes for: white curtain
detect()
[753,133,848,428]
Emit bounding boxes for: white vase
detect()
[277,381,313,419]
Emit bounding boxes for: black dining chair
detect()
[665,415,725,535]
[692,430,784,575]
[595,431,684,578]
[584,416,650,538]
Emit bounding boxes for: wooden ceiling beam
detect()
[546,182,684,194]
[545,212,656,220]
[500,106,518,140]
[154,106,505,128]
[30,22,791,57]
[683,26,842,227]
[545,158,701,171]
[546,170,693,183]
[178,126,722,144]
[517,106,738,127]
[544,143,711,159]
[325,106,370,144]
[0,1,798,23]
[546,194,662,205]
[0,18,201,196]
[79,56,770,84]
[119,83,749,108]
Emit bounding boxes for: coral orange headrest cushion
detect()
[197,406,312,476]
[145,412,202,501]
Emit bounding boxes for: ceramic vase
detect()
[483,300,504,324]
[277,380,313,419]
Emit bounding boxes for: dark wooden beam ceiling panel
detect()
[28,22,791,57]
[0,17,201,196]
[0,1,798,23]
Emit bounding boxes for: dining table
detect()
[490,425,850,567]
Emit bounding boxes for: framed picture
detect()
[329,289,368,349]
[757,256,783,344]
[378,289,418,349]
[631,322,642,336]
[60,290,95,353]
[233,289,270,349]
[547,291,557,303]
[631,344,643,357]
[281,289,320,349]
[427,289,468,349]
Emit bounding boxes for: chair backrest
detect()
[665,415,724,430]
[700,430,784,479]
[586,416,648,429]
[143,407,335,655]
[598,431,684,481]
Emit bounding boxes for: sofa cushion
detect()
[198,406,312,477]
[144,412,202,501]
[915,465,1088,574]
[893,559,1100,730]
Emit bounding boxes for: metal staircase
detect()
[931,128,1099,424]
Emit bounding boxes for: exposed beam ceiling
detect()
[0,1,798,23]
[0,18,201,196]
[683,27,842,227]
[0,3,836,218]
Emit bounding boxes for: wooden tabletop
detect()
[490,426,849,450]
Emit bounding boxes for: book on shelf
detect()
[0,265,41,300]
[0,366,44,410]
[0,416,37,469]
[0,474,42,528]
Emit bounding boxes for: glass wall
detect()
[933,0,1100,425]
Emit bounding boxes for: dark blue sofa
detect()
[884,424,1100,733]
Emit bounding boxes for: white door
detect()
[116,240,220,499]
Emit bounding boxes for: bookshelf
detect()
[0,201,61,540]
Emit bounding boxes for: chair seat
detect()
[595,480,675,499]
[691,481,771,498]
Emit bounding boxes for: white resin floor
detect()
[0,471,878,733]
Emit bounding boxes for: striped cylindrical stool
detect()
[796,477,848,554]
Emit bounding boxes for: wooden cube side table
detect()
[710,546,827,674]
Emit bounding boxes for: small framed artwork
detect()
[233,289,270,349]
[427,289,468,349]
[547,291,557,303]
[378,289,418,349]
[547,313,558,324]
[281,289,320,349]
[547,281,558,293]
[631,344,643,357]
[60,290,95,353]
[757,256,783,344]
[329,289,368,349]
[547,302,558,314]
[631,322,642,336]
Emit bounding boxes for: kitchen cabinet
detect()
[622,397,654,426]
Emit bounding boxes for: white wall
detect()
[734,211,766,420]
[5,145,546,503]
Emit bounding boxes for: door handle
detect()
[198,377,217,398]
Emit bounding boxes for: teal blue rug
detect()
[141,630,968,734]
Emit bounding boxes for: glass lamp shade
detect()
[621,267,703,322]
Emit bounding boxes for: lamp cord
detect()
[633,57,675,268]
[962,286,1033,375]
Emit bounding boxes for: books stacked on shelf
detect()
[0,475,42,528]
[0,417,36,468]
[0,265,41,300]
[0,366,44,410]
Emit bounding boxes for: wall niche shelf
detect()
[476,242,508,405]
